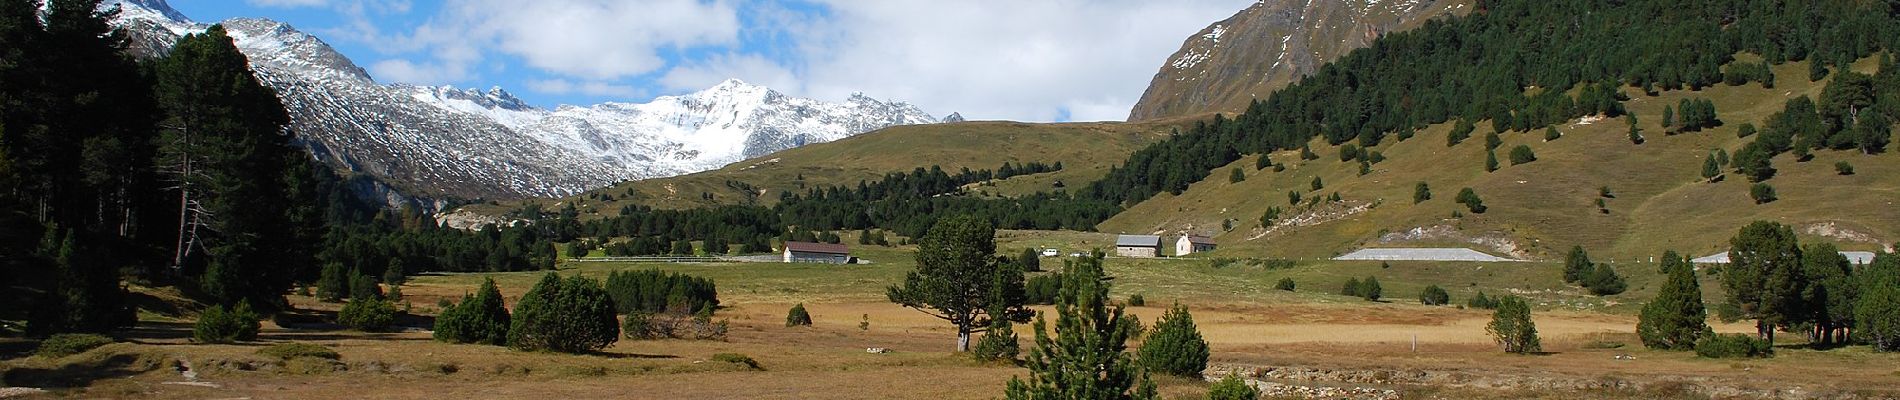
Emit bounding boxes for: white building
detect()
[1115,235,1162,258]
[783,241,851,264]
[1176,236,1216,256]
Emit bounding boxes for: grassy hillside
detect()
[463,119,1194,219]
[1102,57,1898,261]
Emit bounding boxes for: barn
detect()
[783,242,851,264]
[1115,235,1163,258]
[1176,235,1216,256]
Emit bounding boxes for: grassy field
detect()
[1101,57,1899,261]
[10,230,1898,399]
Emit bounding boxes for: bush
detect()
[1274,278,1295,291]
[1139,304,1210,377]
[1420,285,1450,306]
[433,278,511,345]
[1835,161,1854,175]
[257,343,340,360]
[1455,188,1486,213]
[1544,127,1561,141]
[35,334,113,358]
[1340,277,1362,297]
[710,353,761,370]
[1749,183,1777,204]
[508,273,620,353]
[1359,277,1383,301]
[1025,274,1062,305]
[1413,182,1430,204]
[624,306,728,341]
[1583,264,1628,295]
[349,269,382,301]
[338,298,398,332]
[603,269,719,315]
[1508,145,1537,165]
[193,301,261,344]
[1694,334,1773,358]
[786,303,813,327]
[316,262,348,302]
[1127,294,1146,307]
[1467,291,1498,309]
[1207,374,1260,400]
[972,320,1020,362]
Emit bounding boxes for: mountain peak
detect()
[941,112,966,123]
[113,0,191,24]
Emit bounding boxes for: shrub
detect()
[1274,278,1295,291]
[1508,145,1537,165]
[624,306,728,341]
[1749,183,1777,204]
[1359,277,1383,301]
[1413,182,1430,203]
[1835,161,1854,175]
[316,262,347,302]
[338,298,398,332]
[972,320,1020,362]
[257,343,340,360]
[1341,277,1362,297]
[604,269,719,315]
[1207,374,1260,400]
[1544,127,1561,141]
[1455,188,1486,213]
[1420,285,1450,306]
[433,278,511,345]
[1139,304,1209,377]
[35,334,113,358]
[1638,262,1708,350]
[1127,294,1146,307]
[1694,334,1773,358]
[193,301,261,344]
[710,353,762,370]
[1583,264,1628,296]
[383,259,406,286]
[1025,274,1063,305]
[786,303,813,327]
[1486,296,1541,354]
[1467,291,1498,310]
[508,273,620,353]
[348,269,382,301]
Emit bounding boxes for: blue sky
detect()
[164,0,1249,122]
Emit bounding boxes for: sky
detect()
[165,0,1252,122]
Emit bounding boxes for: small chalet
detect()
[1176,235,1216,256]
[1115,235,1163,258]
[783,242,852,264]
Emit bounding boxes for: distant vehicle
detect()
[1070,252,1084,258]
[1040,249,1059,257]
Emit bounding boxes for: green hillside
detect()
[465,119,1192,220]
[1103,57,1896,261]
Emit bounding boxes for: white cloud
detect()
[389,0,740,82]
[525,79,642,98]
[663,0,1250,122]
[246,0,329,7]
[658,53,800,94]
[367,58,469,84]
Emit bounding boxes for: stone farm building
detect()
[1176,236,1216,256]
[1115,235,1163,258]
[783,242,851,264]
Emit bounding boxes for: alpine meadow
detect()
[4,0,1900,399]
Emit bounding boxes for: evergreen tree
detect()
[1855,253,1900,351]
[1454,188,1486,213]
[1563,246,1595,283]
[1360,276,1382,301]
[507,273,620,353]
[1638,255,1708,350]
[1005,254,1156,400]
[1420,285,1450,306]
[1206,374,1259,400]
[1662,105,1675,129]
[1341,277,1362,297]
[1702,154,1722,181]
[786,303,813,327]
[1413,182,1431,203]
[1800,243,1855,345]
[1020,247,1042,272]
[973,315,1021,362]
[1447,119,1474,147]
[1274,278,1295,291]
[1484,150,1499,172]
[1723,221,1807,343]
[383,258,406,286]
[1228,167,1244,183]
[1750,183,1777,204]
[316,262,347,302]
[434,278,510,346]
[32,230,132,334]
[1484,131,1502,151]
[348,268,382,301]
[889,215,1031,352]
[1138,303,1209,377]
[1310,176,1323,191]
[1508,145,1537,165]
[1544,127,1561,141]
[1584,264,1628,295]
[1486,296,1541,354]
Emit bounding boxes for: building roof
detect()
[1695,251,1877,265]
[784,241,850,255]
[1333,248,1518,262]
[1115,235,1162,247]
[1182,236,1216,245]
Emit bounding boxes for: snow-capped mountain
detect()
[105,0,936,204]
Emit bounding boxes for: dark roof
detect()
[1184,236,1216,245]
[784,241,850,255]
[1115,235,1162,247]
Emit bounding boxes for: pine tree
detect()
[1855,253,1900,351]
[1662,105,1675,129]
[1005,254,1157,400]
[1723,221,1806,343]
[1310,176,1323,191]
[1638,257,1708,350]
[1207,374,1260,400]
[1413,182,1431,203]
[1138,304,1209,377]
[1801,243,1855,346]
[1484,150,1499,172]
[1360,276,1383,301]
[1702,154,1722,181]
[434,278,511,345]
[507,273,619,353]
[383,258,406,286]
[1508,145,1536,165]
[1228,167,1244,183]
[786,303,813,327]
[316,262,347,302]
[1341,277,1362,297]
[1563,246,1595,283]
[889,215,1031,352]
[1486,296,1541,354]
[1584,264,1628,295]
[1544,127,1561,141]
[1420,285,1450,306]
[1455,188,1486,213]
[1484,131,1502,151]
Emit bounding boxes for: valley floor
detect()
[5,239,1899,399]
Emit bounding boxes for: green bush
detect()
[35,333,113,358]
[1486,296,1541,354]
[1750,183,1777,204]
[1508,145,1537,165]
[193,301,261,344]
[1207,374,1260,400]
[1360,277,1383,301]
[1584,264,1628,296]
[1274,278,1295,291]
[1694,334,1773,358]
[433,278,511,345]
[710,353,761,370]
[1467,291,1498,309]
[316,262,348,302]
[1025,274,1062,305]
[1127,294,1146,307]
[972,320,1020,362]
[786,303,813,327]
[1138,304,1209,377]
[257,343,340,360]
[1835,161,1855,175]
[603,269,719,315]
[1420,285,1450,306]
[338,298,398,332]
[509,273,620,353]
[1340,277,1361,297]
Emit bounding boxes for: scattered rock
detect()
[0,387,48,398]
[866,347,890,354]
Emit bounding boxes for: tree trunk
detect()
[956,328,971,352]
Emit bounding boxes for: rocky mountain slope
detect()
[1127,0,1469,121]
[106,0,935,206]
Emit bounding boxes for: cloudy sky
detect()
[169,0,1250,122]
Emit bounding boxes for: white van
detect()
[1040,248,1059,257]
